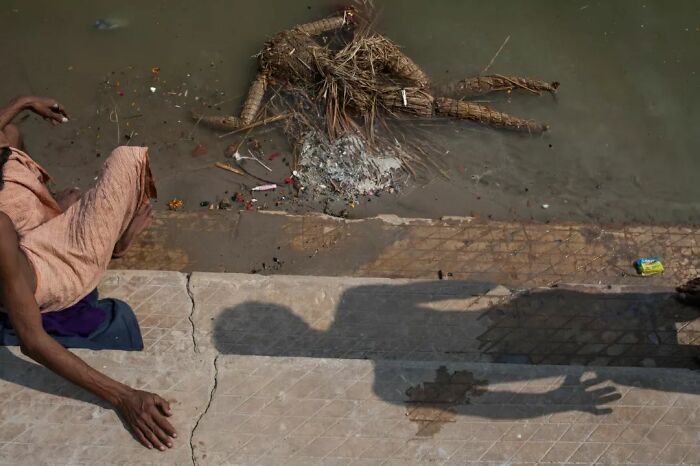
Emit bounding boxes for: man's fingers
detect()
[154,395,173,417]
[141,421,166,451]
[146,416,173,448]
[49,101,69,118]
[50,111,68,123]
[154,411,177,438]
[133,425,153,449]
[50,103,66,114]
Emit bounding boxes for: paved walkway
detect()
[1,271,698,465]
[112,211,700,289]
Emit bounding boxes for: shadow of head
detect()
[211,281,698,426]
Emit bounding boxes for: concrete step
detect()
[111,210,700,289]
[0,271,698,465]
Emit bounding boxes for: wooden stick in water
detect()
[482,35,510,74]
[218,113,292,139]
[215,162,246,176]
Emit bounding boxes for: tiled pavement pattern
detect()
[189,272,700,465]
[190,274,700,369]
[1,271,699,465]
[283,214,700,288]
[112,211,700,290]
[190,356,700,466]
[0,271,214,465]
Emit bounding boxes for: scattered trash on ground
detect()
[634,257,664,276]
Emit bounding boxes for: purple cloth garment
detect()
[40,291,106,337]
[0,290,106,338]
[1,289,142,351]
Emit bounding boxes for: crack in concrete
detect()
[190,354,219,466]
[185,273,198,353]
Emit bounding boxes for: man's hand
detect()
[18,96,70,125]
[0,212,178,451]
[115,389,178,450]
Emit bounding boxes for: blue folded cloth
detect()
[0,290,143,351]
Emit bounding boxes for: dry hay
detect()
[257,19,446,198]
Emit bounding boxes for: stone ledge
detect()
[112,211,700,289]
[0,270,698,465]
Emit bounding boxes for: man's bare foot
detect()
[113,202,153,259]
[54,187,82,211]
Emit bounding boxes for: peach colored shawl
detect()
[0,147,154,312]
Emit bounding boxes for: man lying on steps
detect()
[0,96,177,451]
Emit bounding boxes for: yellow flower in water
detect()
[167,199,184,211]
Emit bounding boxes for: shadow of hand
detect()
[547,374,622,416]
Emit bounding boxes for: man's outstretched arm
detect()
[0,96,69,130]
[0,212,177,450]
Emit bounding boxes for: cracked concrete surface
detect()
[0,271,214,465]
[1,271,699,465]
[190,355,219,466]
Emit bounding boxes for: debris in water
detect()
[191,5,558,202]
[215,162,246,176]
[167,199,184,211]
[93,18,128,30]
[192,143,208,157]
[234,151,272,172]
[251,184,277,192]
[296,130,404,197]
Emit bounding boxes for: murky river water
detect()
[2,0,699,224]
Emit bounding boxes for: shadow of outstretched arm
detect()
[473,374,622,419]
[0,346,109,408]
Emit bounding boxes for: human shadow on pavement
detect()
[211,281,699,426]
